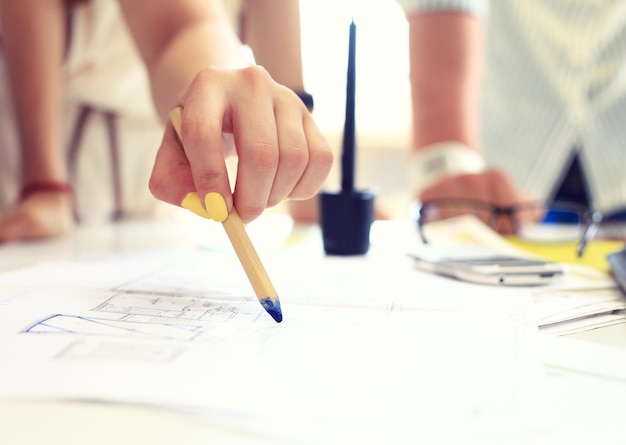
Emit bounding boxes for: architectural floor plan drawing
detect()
[17,286,270,357]
[15,286,271,362]
[93,291,261,324]
[24,313,206,341]
[2,221,626,443]
[0,250,280,368]
[0,247,560,443]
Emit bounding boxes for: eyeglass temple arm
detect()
[577,211,602,257]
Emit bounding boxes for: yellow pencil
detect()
[169,107,282,323]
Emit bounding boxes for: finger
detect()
[179,93,233,219]
[420,173,483,203]
[483,169,523,234]
[420,173,494,226]
[0,213,24,242]
[288,113,334,200]
[231,87,279,223]
[0,196,71,242]
[149,122,196,207]
[486,169,520,207]
[266,91,309,207]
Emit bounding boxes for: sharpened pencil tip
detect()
[260,297,283,323]
[269,309,283,323]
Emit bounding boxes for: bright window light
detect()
[300,0,411,145]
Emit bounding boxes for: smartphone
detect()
[411,246,565,286]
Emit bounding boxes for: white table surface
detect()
[1,218,624,444]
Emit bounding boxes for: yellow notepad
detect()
[506,238,624,273]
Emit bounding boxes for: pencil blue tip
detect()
[260,297,283,323]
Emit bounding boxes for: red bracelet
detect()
[19,181,74,202]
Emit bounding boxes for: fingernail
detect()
[181,192,210,219]
[204,192,228,222]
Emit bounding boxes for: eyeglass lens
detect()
[418,200,588,243]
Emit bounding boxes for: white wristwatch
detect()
[408,141,487,196]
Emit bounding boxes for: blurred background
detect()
[299,0,413,218]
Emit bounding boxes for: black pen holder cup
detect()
[319,189,376,256]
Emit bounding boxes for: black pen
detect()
[577,211,602,257]
[341,18,356,193]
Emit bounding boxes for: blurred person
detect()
[0,0,332,242]
[399,0,626,236]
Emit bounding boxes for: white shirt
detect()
[399,0,626,215]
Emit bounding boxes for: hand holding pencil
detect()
[149,67,333,225]
[168,106,283,322]
[147,67,333,321]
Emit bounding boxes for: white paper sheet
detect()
[378,216,625,334]
[0,247,548,443]
[540,335,626,444]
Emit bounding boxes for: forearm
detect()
[241,0,304,90]
[120,0,250,121]
[407,11,483,151]
[0,0,67,185]
[149,21,254,120]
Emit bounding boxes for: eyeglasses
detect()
[414,199,603,257]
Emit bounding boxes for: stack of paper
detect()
[377,216,626,335]
[1,216,625,443]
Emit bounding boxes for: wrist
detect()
[292,89,314,112]
[409,141,486,196]
[20,181,74,202]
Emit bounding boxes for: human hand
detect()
[0,191,74,243]
[149,66,334,223]
[418,169,538,234]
